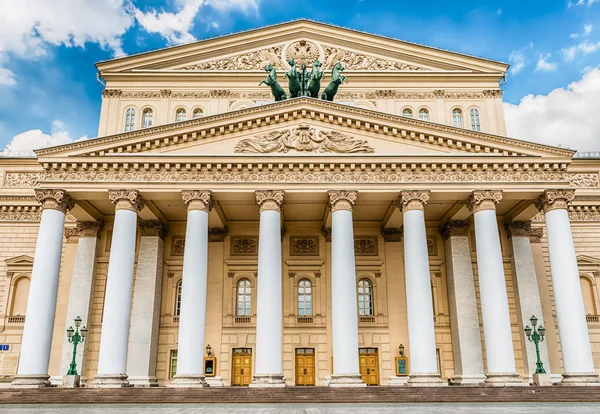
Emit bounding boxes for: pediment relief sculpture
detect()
[177,39,429,72]
[234,124,374,154]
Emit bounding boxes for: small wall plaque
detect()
[204,357,216,377]
[395,356,409,377]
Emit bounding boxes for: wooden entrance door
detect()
[231,348,252,386]
[295,348,315,386]
[359,347,379,385]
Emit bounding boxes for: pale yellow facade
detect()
[1,20,600,387]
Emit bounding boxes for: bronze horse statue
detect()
[321,62,348,101]
[307,60,324,98]
[284,59,301,98]
[259,64,287,101]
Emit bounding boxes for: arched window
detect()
[402,108,413,118]
[124,108,136,132]
[175,280,182,316]
[581,276,597,315]
[298,279,313,316]
[357,279,373,316]
[418,108,430,121]
[452,108,463,128]
[175,108,187,122]
[236,279,251,316]
[142,108,153,128]
[470,108,481,131]
[10,276,30,315]
[192,108,204,119]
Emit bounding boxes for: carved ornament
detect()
[284,40,321,67]
[467,190,503,213]
[181,190,214,212]
[440,220,470,240]
[34,189,75,213]
[64,228,79,244]
[180,46,284,71]
[102,89,122,98]
[139,220,168,239]
[290,236,319,256]
[0,206,42,222]
[529,228,544,244]
[535,189,575,213]
[328,190,357,212]
[398,191,430,212]
[108,189,145,212]
[255,190,284,212]
[76,221,103,238]
[354,236,378,255]
[234,125,374,154]
[504,221,533,239]
[381,227,402,242]
[230,237,258,256]
[321,226,332,242]
[322,45,427,71]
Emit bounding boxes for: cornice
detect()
[35,98,575,159]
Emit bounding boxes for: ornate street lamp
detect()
[205,344,212,357]
[66,316,87,376]
[524,314,546,374]
[398,344,405,357]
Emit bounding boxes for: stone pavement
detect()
[1,403,600,413]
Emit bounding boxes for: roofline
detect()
[95,18,509,71]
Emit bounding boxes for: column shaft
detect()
[252,190,284,387]
[13,190,73,388]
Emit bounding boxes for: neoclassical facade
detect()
[1,20,600,388]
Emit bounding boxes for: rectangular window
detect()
[170,349,178,379]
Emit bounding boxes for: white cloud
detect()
[508,50,526,75]
[562,40,600,61]
[570,23,593,38]
[0,67,16,86]
[134,0,260,45]
[535,54,557,71]
[1,120,87,156]
[569,0,599,6]
[504,67,600,152]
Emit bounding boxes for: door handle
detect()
[241,368,243,375]
[304,368,307,374]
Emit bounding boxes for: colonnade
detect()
[10,188,599,387]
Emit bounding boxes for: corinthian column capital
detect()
[467,190,503,214]
[534,189,575,213]
[255,190,284,213]
[76,221,103,238]
[108,189,145,212]
[328,190,357,212]
[398,190,430,212]
[182,190,214,212]
[34,189,75,213]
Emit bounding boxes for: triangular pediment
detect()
[96,20,509,75]
[578,255,600,266]
[5,255,34,267]
[35,98,574,160]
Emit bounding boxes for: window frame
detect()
[175,108,187,122]
[124,107,136,132]
[357,278,374,317]
[169,349,178,379]
[418,107,430,121]
[175,280,182,317]
[142,107,154,128]
[452,108,464,128]
[469,107,481,132]
[236,278,252,317]
[297,278,313,317]
[192,107,204,119]
[401,107,414,118]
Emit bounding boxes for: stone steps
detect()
[1,386,600,404]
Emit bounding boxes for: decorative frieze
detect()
[504,221,534,239]
[440,220,470,240]
[34,189,75,213]
[328,190,357,212]
[529,228,544,244]
[108,189,145,212]
[321,226,332,242]
[102,89,122,98]
[289,236,319,256]
[467,190,503,213]
[139,220,168,240]
[208,227,228,242]
[354,236,378,256]
[0,205,42,222]
[381,227,402,242]
[398,190,430,212]
[171,236,186,256]
[427,236,439,256]
[255,190,284,213]
[64,228,79,244]
[230,236,259,256]
[181,190,213,212]
[76,221,103,238]
[535,189,575,213]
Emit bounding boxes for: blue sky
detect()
[1,0,599,153]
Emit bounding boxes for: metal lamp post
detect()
[524,314,546,374]
[66,316,87,376]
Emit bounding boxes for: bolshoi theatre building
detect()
[1,19,600,389]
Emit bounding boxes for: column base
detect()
[90,374,131,388]
[449,374,486,386]
[11,374,51,388]
[205,376,224,387]
[484,372,527,386]
[127,376,159,387]
[249,374,286,387]
[532,373,552,386]
[560,372,600,386]
[328,374,366,387]
[388,376,409,386]
[61,375,81,388]
[168,374,209,388]
[407,373,447,387]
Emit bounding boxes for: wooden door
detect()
[231,348,253,386]
[295,348,315,386]
[359,348,379,385]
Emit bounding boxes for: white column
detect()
[170,191,213,387]
[505,221,552,382]
[536,190,599,385]
[57,221,102,384]
[328,190,365,387]
[468,190,522,385]
[251,190,285,387]
[400,191,444,386]
[12,190,74,388]
[441,220,485,385]
[92,190,145,388]
[127,220,166,387]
